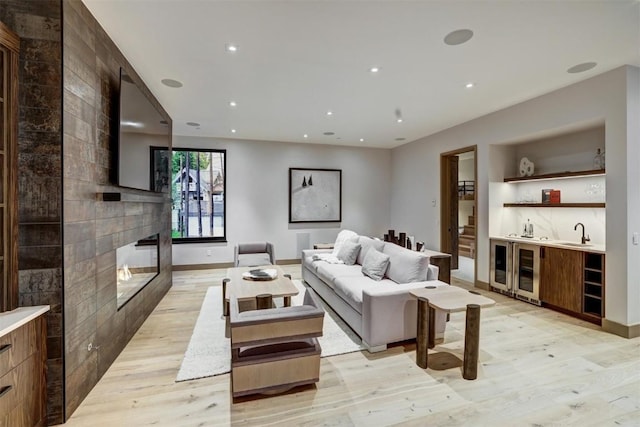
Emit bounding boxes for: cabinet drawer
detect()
[0,352,43,420]
[0,316,42,378]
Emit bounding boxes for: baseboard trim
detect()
[602,319,640,339]
[475,280,490,291]
[172,259,301,271]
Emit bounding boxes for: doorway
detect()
[440,146,477,285]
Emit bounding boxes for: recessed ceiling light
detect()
[395,137,406,141]
[465,82,474,88]
[444,29,474,46]
[121,121,143,128]
[369,67,380,73]
[161,78,183,88]
[327,111,333,116]
[395,108,403,123]
[323,131,335,136]
[159,120,168,125]
[567,62,597,74]
[231,129,236,133]
[303,134,308,138]
[186,122,200,127]
[229,101,237,107]
[226,44,238,52]
[359,138,364,142]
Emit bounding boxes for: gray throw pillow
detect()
[336,240,361,265]
[361,249,390,281]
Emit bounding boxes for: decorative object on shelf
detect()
[519,157,535,177]
[289,168,341,223]
[521,219,534,238]
[593,148,605,170]
[416,241,424,252]
[550,189,561,204]
[541,189,552,204]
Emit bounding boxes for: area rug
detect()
[175,280,365,382]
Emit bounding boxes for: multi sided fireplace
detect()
[116,234,159,309]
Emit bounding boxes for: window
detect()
[152,147,226,242]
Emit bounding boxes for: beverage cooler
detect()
[490,239,541,305]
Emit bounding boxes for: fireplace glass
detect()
[116,234,159,309]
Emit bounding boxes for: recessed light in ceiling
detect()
[327,111,333,116]
[159,120,168,125]
[369,67,380,73]
[231,129,236,133]
[303,134,308,138]
[567,62,597,74]
[229,101,237,107]
[359,138,364,142]
[465,82,474,88]
[161,78,183,88]
[395,138,406,141]
[395,108,403,123]
[186,122,200,127]
[226,43,238,52]
[444,29,474,46]
[323,132,335,136]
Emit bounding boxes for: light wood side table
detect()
[410,286,495,380]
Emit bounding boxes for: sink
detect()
[557,242,593,247]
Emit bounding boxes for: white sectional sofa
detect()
[302,233,449,352]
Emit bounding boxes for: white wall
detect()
[390,66,639,327]
[171,136,391,265]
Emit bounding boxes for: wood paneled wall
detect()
[61,0,172,419]
[1,0,173,423]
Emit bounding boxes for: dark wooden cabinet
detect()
[583,252,605,321]
[540,246,583,314]
[0,21,19,313]
[0,314,47,427]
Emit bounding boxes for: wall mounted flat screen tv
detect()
[116,68,171,192]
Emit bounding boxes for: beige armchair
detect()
[229,289,325,398]
[234,242,275,267]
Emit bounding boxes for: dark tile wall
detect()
[61,0,172,419]
[1,0,172,424]
[0,0,65,423]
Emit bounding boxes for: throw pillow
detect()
[336,240,361,265]
[356,236,385,265]
[361,249,390,281]
[331,229,358,257]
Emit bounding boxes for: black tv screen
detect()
[116,68,170,192]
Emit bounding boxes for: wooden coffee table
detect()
[410,285,495,380]
[223,265,299,314]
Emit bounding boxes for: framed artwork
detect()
[289,168,342,223]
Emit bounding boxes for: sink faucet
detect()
[574,222,591,244]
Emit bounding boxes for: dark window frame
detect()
[152,147,227,243]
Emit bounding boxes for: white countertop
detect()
[0,305,50,337]
[490,236,605,254]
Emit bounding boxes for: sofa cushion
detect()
[333,276,396,313]
[331,229,358,257]
[356,236,385,265]
[382,243,430,283]
[336,240,361,265]
[316,263,363,289]
[361,249,390,281]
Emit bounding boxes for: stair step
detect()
[468,216,475,226]
[459,236,475,245]
[462,225,475,234]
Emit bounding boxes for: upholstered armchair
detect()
[229,289,325,398]
[234,242,275,267]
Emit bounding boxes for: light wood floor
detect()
[60,265,640,426]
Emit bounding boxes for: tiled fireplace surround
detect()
[0,1,173,423]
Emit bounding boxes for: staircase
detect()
[458,214,475,259]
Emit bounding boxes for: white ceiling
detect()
[81,0,640,149]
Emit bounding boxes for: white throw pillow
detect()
[356,236,385,265]
[331,229,358,257]
[361,249,390,281]
[336,241,361,265]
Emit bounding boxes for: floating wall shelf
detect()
[504,169,605,183]
[503,203,606,208]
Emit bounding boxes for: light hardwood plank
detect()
[60,265,640,426]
